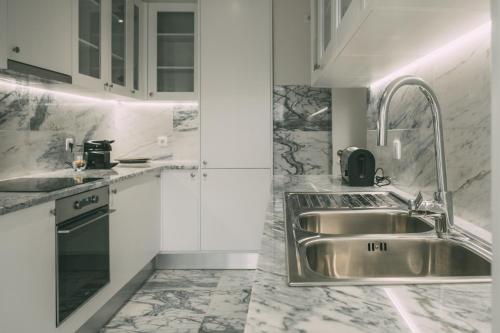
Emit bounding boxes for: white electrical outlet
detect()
[65,138,74,151]
[393,139,401,160]
[157,136,168,147]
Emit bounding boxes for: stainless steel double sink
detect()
[285,192,492,286]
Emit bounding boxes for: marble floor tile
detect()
[216,270,255,291]
[101,270,254,333]
[207,289,252,317]
[199,315,246,333]
[140,270,222,291]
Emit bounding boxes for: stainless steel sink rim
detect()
[285,192,492,286]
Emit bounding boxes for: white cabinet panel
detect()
[161,169,200,252]
[200,0,272,169]
[0,203,56,333]
[110,173,161,287]
[311,0,489,87]
[72,0,108,90]
[201,169,271,251]
[0,0,7,69]
[7,0,72,74]
[147,2,198,100]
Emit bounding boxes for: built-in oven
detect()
[55,186,114,326]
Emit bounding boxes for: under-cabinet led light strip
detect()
[371,21,491,89]
[0,76,198,108]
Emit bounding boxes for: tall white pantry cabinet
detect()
[161,0,272,263]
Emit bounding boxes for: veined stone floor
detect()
[101,270,255,333]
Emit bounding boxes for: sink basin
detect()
[285,192,492,286]
[305,238,491,280]
[298,210,433,235]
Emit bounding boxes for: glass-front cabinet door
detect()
[312,0,335,72]
[73,0,145,98]
[111,0,126,89]
[131,0,146,97]
[74,0,105,89]
[148,3,198,100]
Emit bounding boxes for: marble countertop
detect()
[245,175,491,333]
[0,160,198,217]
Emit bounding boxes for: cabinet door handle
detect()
[131,90,136,94]
[190,172,196,178]
[109,83,114,89]
[313,64,321,71]
[202,160,208,166]
[104,82,109,89]
[12,46,20,53]
[149,92,154,97]
[203,173,207,178]
[111,189,117,194]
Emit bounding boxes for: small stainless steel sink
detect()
[298,210,433,235]
[285,192,492,286]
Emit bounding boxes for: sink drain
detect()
[368,242,388,252]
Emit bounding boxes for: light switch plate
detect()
[65,138,74,151]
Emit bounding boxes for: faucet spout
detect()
[376,75,454,233]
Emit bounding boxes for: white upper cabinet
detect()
[200,0,272,169]
[6,0,72,75]
[109,0,129,95]
[311,0,490,87]
[131,0,147,98]
[0,0,7,69]
[147,2,198,100]
[73,0,107,90]
[73,0,145,98]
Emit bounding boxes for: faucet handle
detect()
[408,191,423,211]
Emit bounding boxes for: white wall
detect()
[491,1,499,332]
[331,88,368,177]
[273,0,310,85]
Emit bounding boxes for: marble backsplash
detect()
[0,78,199,180]
[366,26,491,230]
[273,85,332,175]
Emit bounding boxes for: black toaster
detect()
[338,147,376,186]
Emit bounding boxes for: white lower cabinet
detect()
[110,173,161,285]
[200,169,271,251]
[162,169,271,253]
[0,203,56,333]
[161,169,200,251]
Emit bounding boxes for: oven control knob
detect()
[91,195,99,203]
[73,201,81,209]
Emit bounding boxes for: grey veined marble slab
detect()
[101,270,254,333]
[244,175,491,333]
[0,160,198,217]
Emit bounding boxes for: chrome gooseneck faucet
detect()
[376,75,454,236]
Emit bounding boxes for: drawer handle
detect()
[57,209,116,235]
[12,46,20,53]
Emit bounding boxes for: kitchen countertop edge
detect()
[0,161,199,217]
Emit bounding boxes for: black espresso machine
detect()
[337,147,376,186]
[84,140,118,169]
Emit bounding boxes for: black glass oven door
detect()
[56,207,111,326]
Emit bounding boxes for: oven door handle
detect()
[57,209,116,235]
